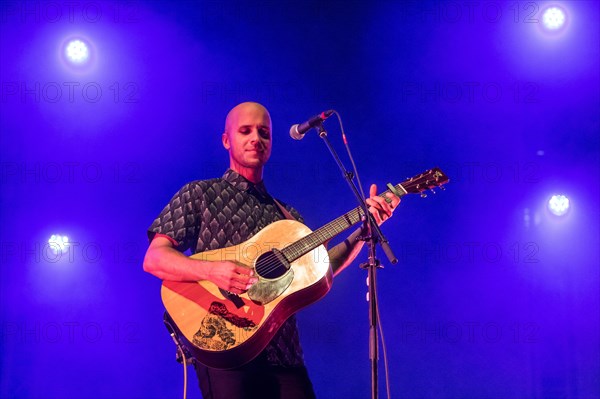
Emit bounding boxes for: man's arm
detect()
[143,236,257,294]
[328,184,401,276]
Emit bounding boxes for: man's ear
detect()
[222,132,230,150]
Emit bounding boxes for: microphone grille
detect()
[289,124,303,140]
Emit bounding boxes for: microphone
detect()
[289,110,334,140]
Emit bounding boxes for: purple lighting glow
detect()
[48,234,70,254]
[60,36,95,72]
[548,194,570,216]
[65,39,90,64]
[542,6,567,32]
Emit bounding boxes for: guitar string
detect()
[253,213,360,276]
[253,196,376,276]
[253,183,426,276]
[255,217,351,276]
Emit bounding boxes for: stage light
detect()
[548,195,570,216]
[542,6,566,30]
[48,234,70,254]
[64,39,90,64]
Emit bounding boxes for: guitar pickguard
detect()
[247,269,294,305]
[246,248,295,305]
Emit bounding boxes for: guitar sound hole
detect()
[255,250,289,279]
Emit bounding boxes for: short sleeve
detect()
[147,183,201,252]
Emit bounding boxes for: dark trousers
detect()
[194,361,317,399]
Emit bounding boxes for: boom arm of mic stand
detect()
[316,123,397,264]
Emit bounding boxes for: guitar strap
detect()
[273,199,297,221]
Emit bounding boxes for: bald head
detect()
[224,102,271,136]
[221,102,273,183]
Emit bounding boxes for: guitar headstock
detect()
[395,167,449,197]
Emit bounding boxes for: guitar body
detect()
[161,219,332,370]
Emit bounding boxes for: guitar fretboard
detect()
[279,167,448,263]
[280,186,405,262]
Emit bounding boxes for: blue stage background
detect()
[1,1,598,398]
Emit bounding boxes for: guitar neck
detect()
[280,184,408,263]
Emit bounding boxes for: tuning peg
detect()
[439,186,446,190]
[430,188,436,194]
[420,192,427,198]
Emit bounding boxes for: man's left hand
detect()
[365,184,401,225]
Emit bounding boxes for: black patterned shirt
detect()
[148,169,305,367]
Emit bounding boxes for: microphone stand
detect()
[316,122,396,399]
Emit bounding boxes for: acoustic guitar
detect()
[161,167,449,369]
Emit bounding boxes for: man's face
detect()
[222,103,272,171]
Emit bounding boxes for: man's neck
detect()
[230,165,263,184]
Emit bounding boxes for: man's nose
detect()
[248,128,260,143]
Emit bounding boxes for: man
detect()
[143,102,400,398]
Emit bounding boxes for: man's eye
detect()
[259,129,270,138]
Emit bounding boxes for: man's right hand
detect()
[144,236,258,291]
[205,261,258,295]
